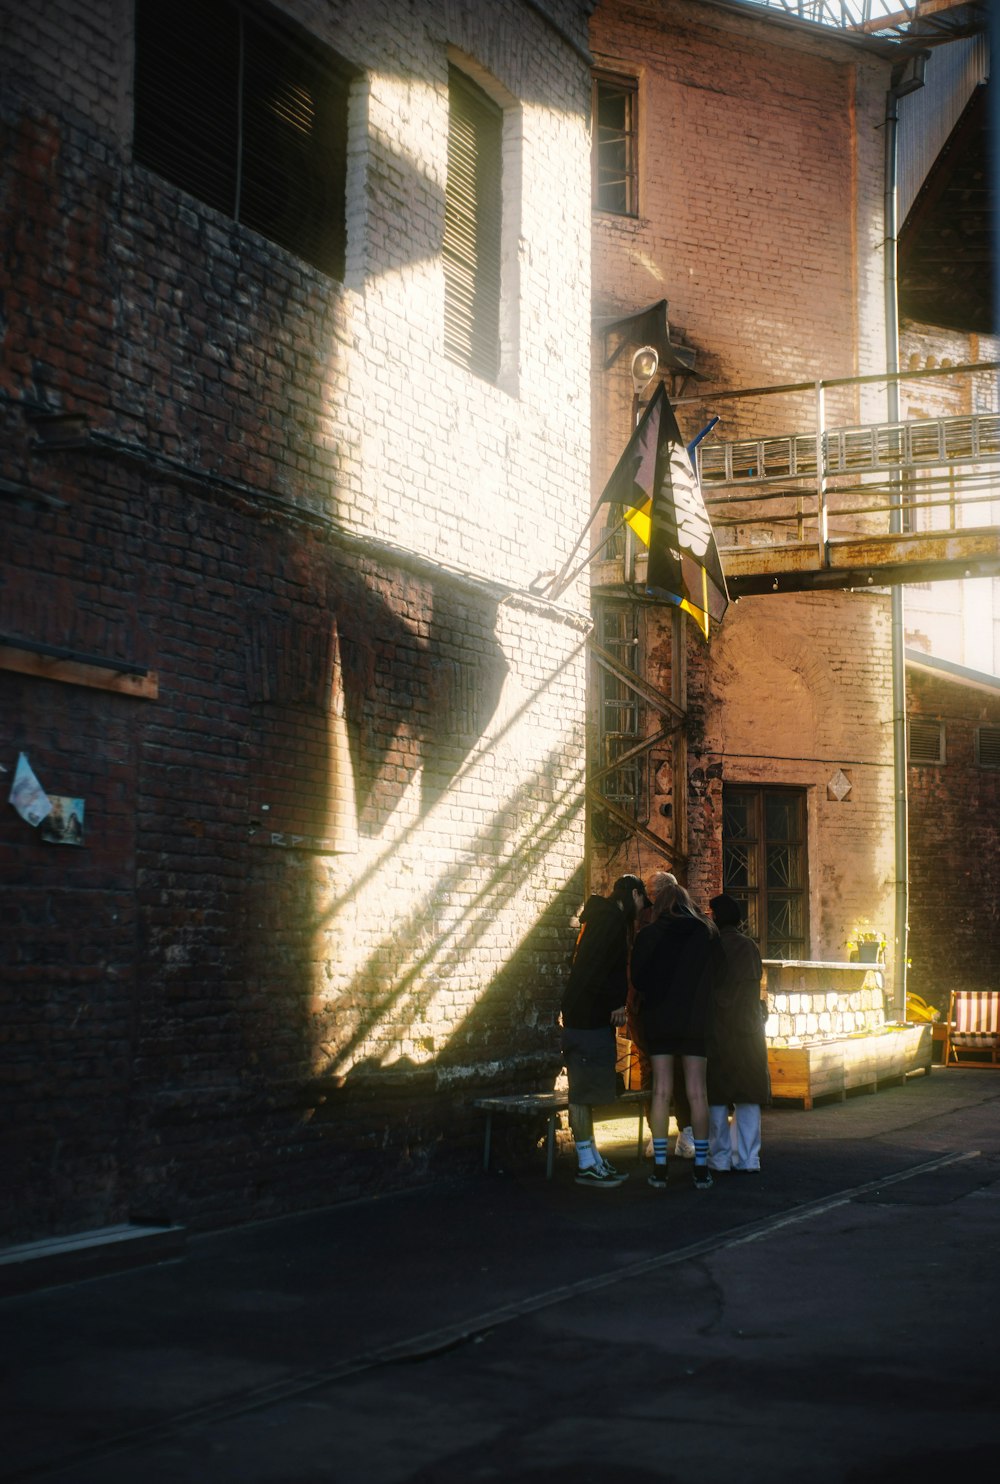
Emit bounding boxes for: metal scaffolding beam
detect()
[730,0,989,46]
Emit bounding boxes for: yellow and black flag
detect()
[598,382,729,638]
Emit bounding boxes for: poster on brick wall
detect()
[8,752,52,827]
[40,796,85,845]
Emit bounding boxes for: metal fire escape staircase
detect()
[587,630,687,866]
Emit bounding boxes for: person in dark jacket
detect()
[706,893,769,1172]
[627,870,693,1158]
[562,874,648,1187]
[631,881,726,1190]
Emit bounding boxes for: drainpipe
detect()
[883,53,927,1021]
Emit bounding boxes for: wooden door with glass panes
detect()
[722,786,808,959]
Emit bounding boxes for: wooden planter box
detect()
[768,1024,932,1109]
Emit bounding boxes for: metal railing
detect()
[681,360,1000,560]
[699,410,1000,486]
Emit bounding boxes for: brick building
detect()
[2,0,992,1247]
[895,25,998,681]
[0,0,596,1241]
[906,650,1000,1011]
[587,0,901,967]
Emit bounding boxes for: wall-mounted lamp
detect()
[630,345,659,397]
[891,50,929,99]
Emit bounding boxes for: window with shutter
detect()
[593,72,638,216]
[444,67,502,383]
[908,719,945,764]
[976,725,1000,768]
[133,0,351,280]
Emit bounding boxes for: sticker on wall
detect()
[8,753,52,826]
[40,796,85,846]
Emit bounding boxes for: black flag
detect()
[598,382,729,637]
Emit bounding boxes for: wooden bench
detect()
[472,1089,648,1179]
[942,990,1000,1067]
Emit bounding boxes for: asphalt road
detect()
[3,1067,998,1483]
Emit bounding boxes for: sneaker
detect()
[674,1127,695,1159]
[647,1168,669,1190]
[598,1158,629,1181]
[691,1165,714,1190]
[575,1164,627,1188]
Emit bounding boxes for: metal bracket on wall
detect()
[0,636,158,700]
[0,477,67,510]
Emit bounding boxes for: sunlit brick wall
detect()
[700,592,895,960]
[0,0,594,1238]
[589,0,896,958]
[591,0,890,445]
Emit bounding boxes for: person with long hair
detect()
[631,881,726,1190]
[627,870,693,1158]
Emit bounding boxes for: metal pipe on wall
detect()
[883,59,924,1022]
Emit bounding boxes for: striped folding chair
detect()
[943,991,1000,1067]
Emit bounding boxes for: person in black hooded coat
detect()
[561,874,648,1187]
[705,893,770,1172]
[630,881,726,1189]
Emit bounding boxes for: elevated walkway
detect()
[594,361,1000,599]
[719,525,1000,596]
[700,401,1000,595]
[699,409,1000,487]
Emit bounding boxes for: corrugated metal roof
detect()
[898,32,990,223]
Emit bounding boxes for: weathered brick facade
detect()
[896,320,1000,1009]
[588,0,899,964]
[906,655,1000,1012]
[0,0,595,1239]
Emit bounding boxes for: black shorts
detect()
[562,1025,618,1105]
[645,1036,707,1058]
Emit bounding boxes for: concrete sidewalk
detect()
[3,1067,999,1483]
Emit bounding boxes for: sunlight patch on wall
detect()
[306,625,588,1081]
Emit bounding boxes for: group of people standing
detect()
[560,870,769,1190]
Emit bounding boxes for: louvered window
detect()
[133,0,351,279]
[976,725,1000,768]
[909,719,945,764]
[593,72,637,216]
[444,67,502,382]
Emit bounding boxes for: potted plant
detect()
[847,922,886,964]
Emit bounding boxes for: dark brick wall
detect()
[906,665,1000,1013]
[0,3,590,1241]
[0,440,581,1239]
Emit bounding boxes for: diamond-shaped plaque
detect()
[828,768,852,802]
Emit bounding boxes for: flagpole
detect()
[546,374,665,602]
[543,496,615,601]
[547,507,633,602]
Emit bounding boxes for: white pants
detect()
[708,1103,761,1171]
